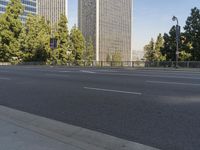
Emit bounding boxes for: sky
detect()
[68,0,200,51]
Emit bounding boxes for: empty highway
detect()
[0,66,200,150]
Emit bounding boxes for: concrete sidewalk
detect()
[0,105,160,150]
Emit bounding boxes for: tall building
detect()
[38,0,68,27]
[78,0,132,61]
[0,0,37,22]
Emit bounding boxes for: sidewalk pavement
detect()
[0,105,160,150]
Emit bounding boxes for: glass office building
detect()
[78,0,132,61]
[0,0,37,22]
[38,0,68,27]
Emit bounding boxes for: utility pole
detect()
[172,16,181,68]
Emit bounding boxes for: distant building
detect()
[78,0,132,61]
[0,0,37,22]
[38,0,68,27]
[132,50,145,61]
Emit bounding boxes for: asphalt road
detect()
[0,66,200,150]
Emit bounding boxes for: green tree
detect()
[67,39,75,62]
[161,26,177,61]
[0,0,24,63]
[52,14,69,65]
[155,34,166,61]
[70,25,85,64]
[19,15,51,62]
[144,38,156,61]
[179,51,192,61]
[161,26,192,61]
[184,7,200,61]
[84,37,94,62]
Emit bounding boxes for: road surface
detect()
[0,66,200,150]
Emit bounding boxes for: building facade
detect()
[0,0,37,22]
[38,0,68,27]
[78,0,132,61]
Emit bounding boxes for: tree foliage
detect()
[144,7,200,62]
[160,27,177,61]
[179,51,192,61]
[155,34,165,61]
[19,15,51,62]
[51,14,69,64]
[144,38,156,61]
[0,0,87,64]
[0,0,23,63]
[161,26,193,61]
[69,25,85,64]
[184,7,200,61]
[144,34,165,61]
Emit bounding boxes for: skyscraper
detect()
[0,0,37,22]
[78,0,132,61]
[38,0,68,27]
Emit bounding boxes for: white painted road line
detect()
[84,87,142,95]
[147,80,200,86]
[0,77,10,80]
[97,72,200,80]
[0,70,9,73]
[80,70,96,74]
[59,71,76,73]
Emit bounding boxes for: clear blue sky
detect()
[68,0,199,51]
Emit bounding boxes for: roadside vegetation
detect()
[0,0,94,64]
[144,7,200,62]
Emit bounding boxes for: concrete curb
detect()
[1,65,200,73]
[126,67,200,72]
[0,105,160,150]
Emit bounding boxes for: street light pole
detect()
[172,16,180,68]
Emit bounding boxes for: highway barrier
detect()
[10,61,200,69]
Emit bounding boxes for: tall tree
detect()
[144,35,165,62]
[19,15,51,62]
[67,39,75,62]
[161,26,177,61]
[70,25,85,64]
[0,0,24,63]
[52,14,69,65]
[161,26,192,61]
[184,7,200,61]
[144,38,156,61]
[155,34,165,61]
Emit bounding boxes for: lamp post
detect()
[172,16,180,68]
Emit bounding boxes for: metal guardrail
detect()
[17,61,200,68]
[1,61,200,68]
[141,61,200,68]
